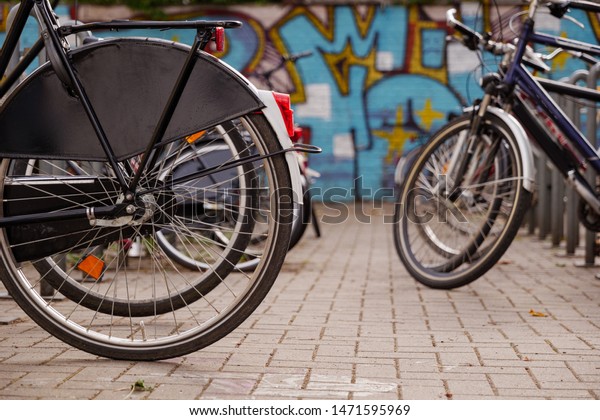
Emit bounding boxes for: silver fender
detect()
[395,107,536,192]
[464,106,535,192]
[256,90,303,205]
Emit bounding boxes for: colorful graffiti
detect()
[2,2,600,198]
[260,5,462,198]
[205,3,600,199]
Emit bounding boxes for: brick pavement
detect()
[0,202,599,400]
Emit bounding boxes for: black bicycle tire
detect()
[409,136,512,273]
[394,112,531,289]
[0,112,294,360]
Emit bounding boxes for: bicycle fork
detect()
[445,93,498,202]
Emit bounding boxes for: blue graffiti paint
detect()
[3,4,600,199]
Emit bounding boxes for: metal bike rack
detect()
[526,69,592,259]
[550,83,567,247]
[536,150,552,240]
[533,84,567,244]
[582,62,600,267]
[561,71,589,255]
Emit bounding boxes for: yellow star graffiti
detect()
[416,98,444,131]
[322,39,384,96]
[372,105,418,162]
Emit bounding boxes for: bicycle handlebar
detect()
[547,0,600,16]
[446,8,550,73]
[446,8,483,49]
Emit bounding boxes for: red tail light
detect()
[272,92,295,137]
[300,126,311,144]
[214,27,225,52]
[291,127,303,143]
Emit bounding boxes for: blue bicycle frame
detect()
[503,0,600,174]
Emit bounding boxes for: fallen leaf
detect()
[124,379,153,399]
[529,309,548,317]
[132,379,150,391]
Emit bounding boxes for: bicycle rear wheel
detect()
[29,120,255,316]
[0,113,294,360]
[393,112,531,289]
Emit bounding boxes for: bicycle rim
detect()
[0,113,293,360]
[394,113,530,288]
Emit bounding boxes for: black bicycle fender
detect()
[0,38,263,161]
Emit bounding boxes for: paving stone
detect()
[0,203,598,400]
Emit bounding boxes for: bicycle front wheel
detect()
[0,112,294,360]
[393,112,531,289]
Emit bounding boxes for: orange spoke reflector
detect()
[77,255,105,281]
[186,130,206,144]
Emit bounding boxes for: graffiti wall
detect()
[2,2,600,199]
